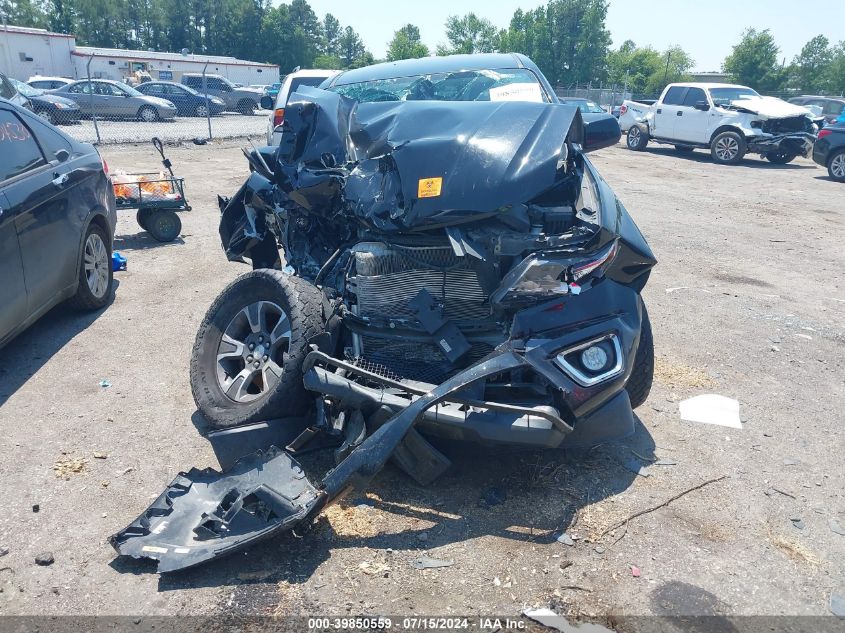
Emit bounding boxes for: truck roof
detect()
[666,82,753,91]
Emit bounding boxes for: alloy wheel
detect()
[831,153,845,179]
[84,232,109,299]
[715,137,739,161]
[216,301,291,403]
[629,127,641,147]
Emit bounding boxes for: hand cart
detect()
[112,137,192,243]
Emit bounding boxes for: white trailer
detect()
[71,47,278,86]
[0,25,75,81]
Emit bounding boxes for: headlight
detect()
[212,98,224,105]
[54,102,67,109]
[165,101,175,108]
[490,240,618,304]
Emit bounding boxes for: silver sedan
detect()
[50,79,177,121]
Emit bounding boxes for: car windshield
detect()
[709,87,759,106]
[9,77,41,97]
[330,68,549,103]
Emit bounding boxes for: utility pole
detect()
[663,51,672,84]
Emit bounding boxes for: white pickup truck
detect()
[620,83,817,165]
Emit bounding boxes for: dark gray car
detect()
[0,98,116,348]
[180,74,263,114]
[51,80,177,121]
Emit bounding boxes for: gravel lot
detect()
[60,112,268,145]
[0,140,842,628]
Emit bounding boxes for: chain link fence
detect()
[47,58,271,146]
[554,85,633,109]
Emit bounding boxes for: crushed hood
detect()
[275,86,584,232]
[726,96,812,118]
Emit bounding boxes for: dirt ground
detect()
[0,139,843,629]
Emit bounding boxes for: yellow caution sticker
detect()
[418,177,442,198]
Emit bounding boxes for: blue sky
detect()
[306,0,845,72]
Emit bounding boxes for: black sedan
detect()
[813,124,845,182]
[8,76,81,125]
[135,81,226,117]
[0,98,116,349]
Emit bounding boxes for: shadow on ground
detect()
[117,417,654,593]
[640,147,817,170]
[0,282,118,404]
[113,232,186,250]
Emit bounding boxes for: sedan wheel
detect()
[84,231,110,299]
[215,300,291,404]
[37,109,57,125]
[195,104,209,117]
[829,151,845,182]
[69,222,113,311]
[138,106,158,122]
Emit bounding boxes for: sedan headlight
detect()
[54,102,68,109]
[164,100,175,108]
[211,97,225,105]
[490,240,618,304]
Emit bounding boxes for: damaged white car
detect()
[624,83,817,165]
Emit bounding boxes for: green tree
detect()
[723,28,785,92]
[261,2,315,71]
[438,13,497,55]
[338,25,368,68]
[498,0,611,85]
[826,41,845,95]
[321,12,341,56]
[791,35,832,93]
[386,23,428,61]
[0,0,49,28]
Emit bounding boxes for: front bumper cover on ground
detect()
[111,278,645,572]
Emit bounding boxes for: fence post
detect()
[86,54,101,145]
[202,62,212,140]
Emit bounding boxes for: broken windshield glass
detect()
[330,68,550,103]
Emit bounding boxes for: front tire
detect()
[627,125,649,151]
[190,270,326,429]
[37,109,57,125]
[237,100,256,115]
[765,151,797,164]
[827,150,845,182]
[710,131,746,165]
[68,222,113,311]
[626,302,653,410]
[138,105,159,122]
[194,103,209,117]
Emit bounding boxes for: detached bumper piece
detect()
[108,447,325,573]
[749,132,816,157]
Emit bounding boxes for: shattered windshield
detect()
[709,87,760,107]
[330,68,550,103]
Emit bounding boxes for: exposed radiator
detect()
[352,242,491,321]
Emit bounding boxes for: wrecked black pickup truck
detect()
[111,61,656,572]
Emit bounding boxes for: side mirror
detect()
[259,95,274,110]
[694,101,710,111]
[582,114,621,153]
[55,149,70,163]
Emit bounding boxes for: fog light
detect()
[580,345,608,372]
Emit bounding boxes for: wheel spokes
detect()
[223,366,257,401]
